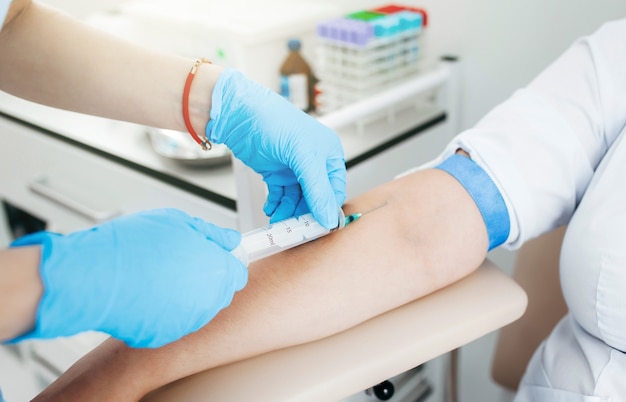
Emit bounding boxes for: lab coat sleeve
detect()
[430,18,626,249]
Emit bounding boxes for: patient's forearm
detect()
[0,1,219,135]
[34,168,488,401]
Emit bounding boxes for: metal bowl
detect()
[146,127,231,167]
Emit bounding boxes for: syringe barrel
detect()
[231,208,345,266]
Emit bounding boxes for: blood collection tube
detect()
[231,207,345,266]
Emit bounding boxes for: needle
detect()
[344,202,388,227]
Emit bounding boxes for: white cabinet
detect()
[0,116,237,235]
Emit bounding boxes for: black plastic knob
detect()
[372,380,395,401]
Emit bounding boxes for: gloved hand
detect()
[207,68,347,229]
[8,208,247,348]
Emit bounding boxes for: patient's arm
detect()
[33,166,488,401]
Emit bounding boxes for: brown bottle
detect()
[280,39,318,113]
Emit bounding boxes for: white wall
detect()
[46,0,626,130]
[421,0,626,130]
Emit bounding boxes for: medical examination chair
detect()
[141,258,528,402]
[491,226,568,393]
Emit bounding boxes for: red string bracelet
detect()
[183,58,212,151]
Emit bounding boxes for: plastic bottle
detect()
[280,38,318,113]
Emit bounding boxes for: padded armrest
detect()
[143,259,527,402]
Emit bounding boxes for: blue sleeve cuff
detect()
[435,154,510,250]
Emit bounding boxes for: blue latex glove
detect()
[7,209,247,348]
[207,68,347,229]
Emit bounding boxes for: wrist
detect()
[0,246,43,341]
[184,61,224,138]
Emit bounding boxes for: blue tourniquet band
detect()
[435,154,510,250]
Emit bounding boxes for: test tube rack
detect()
[315,5,427,114]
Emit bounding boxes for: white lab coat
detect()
[432,18,626,401]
